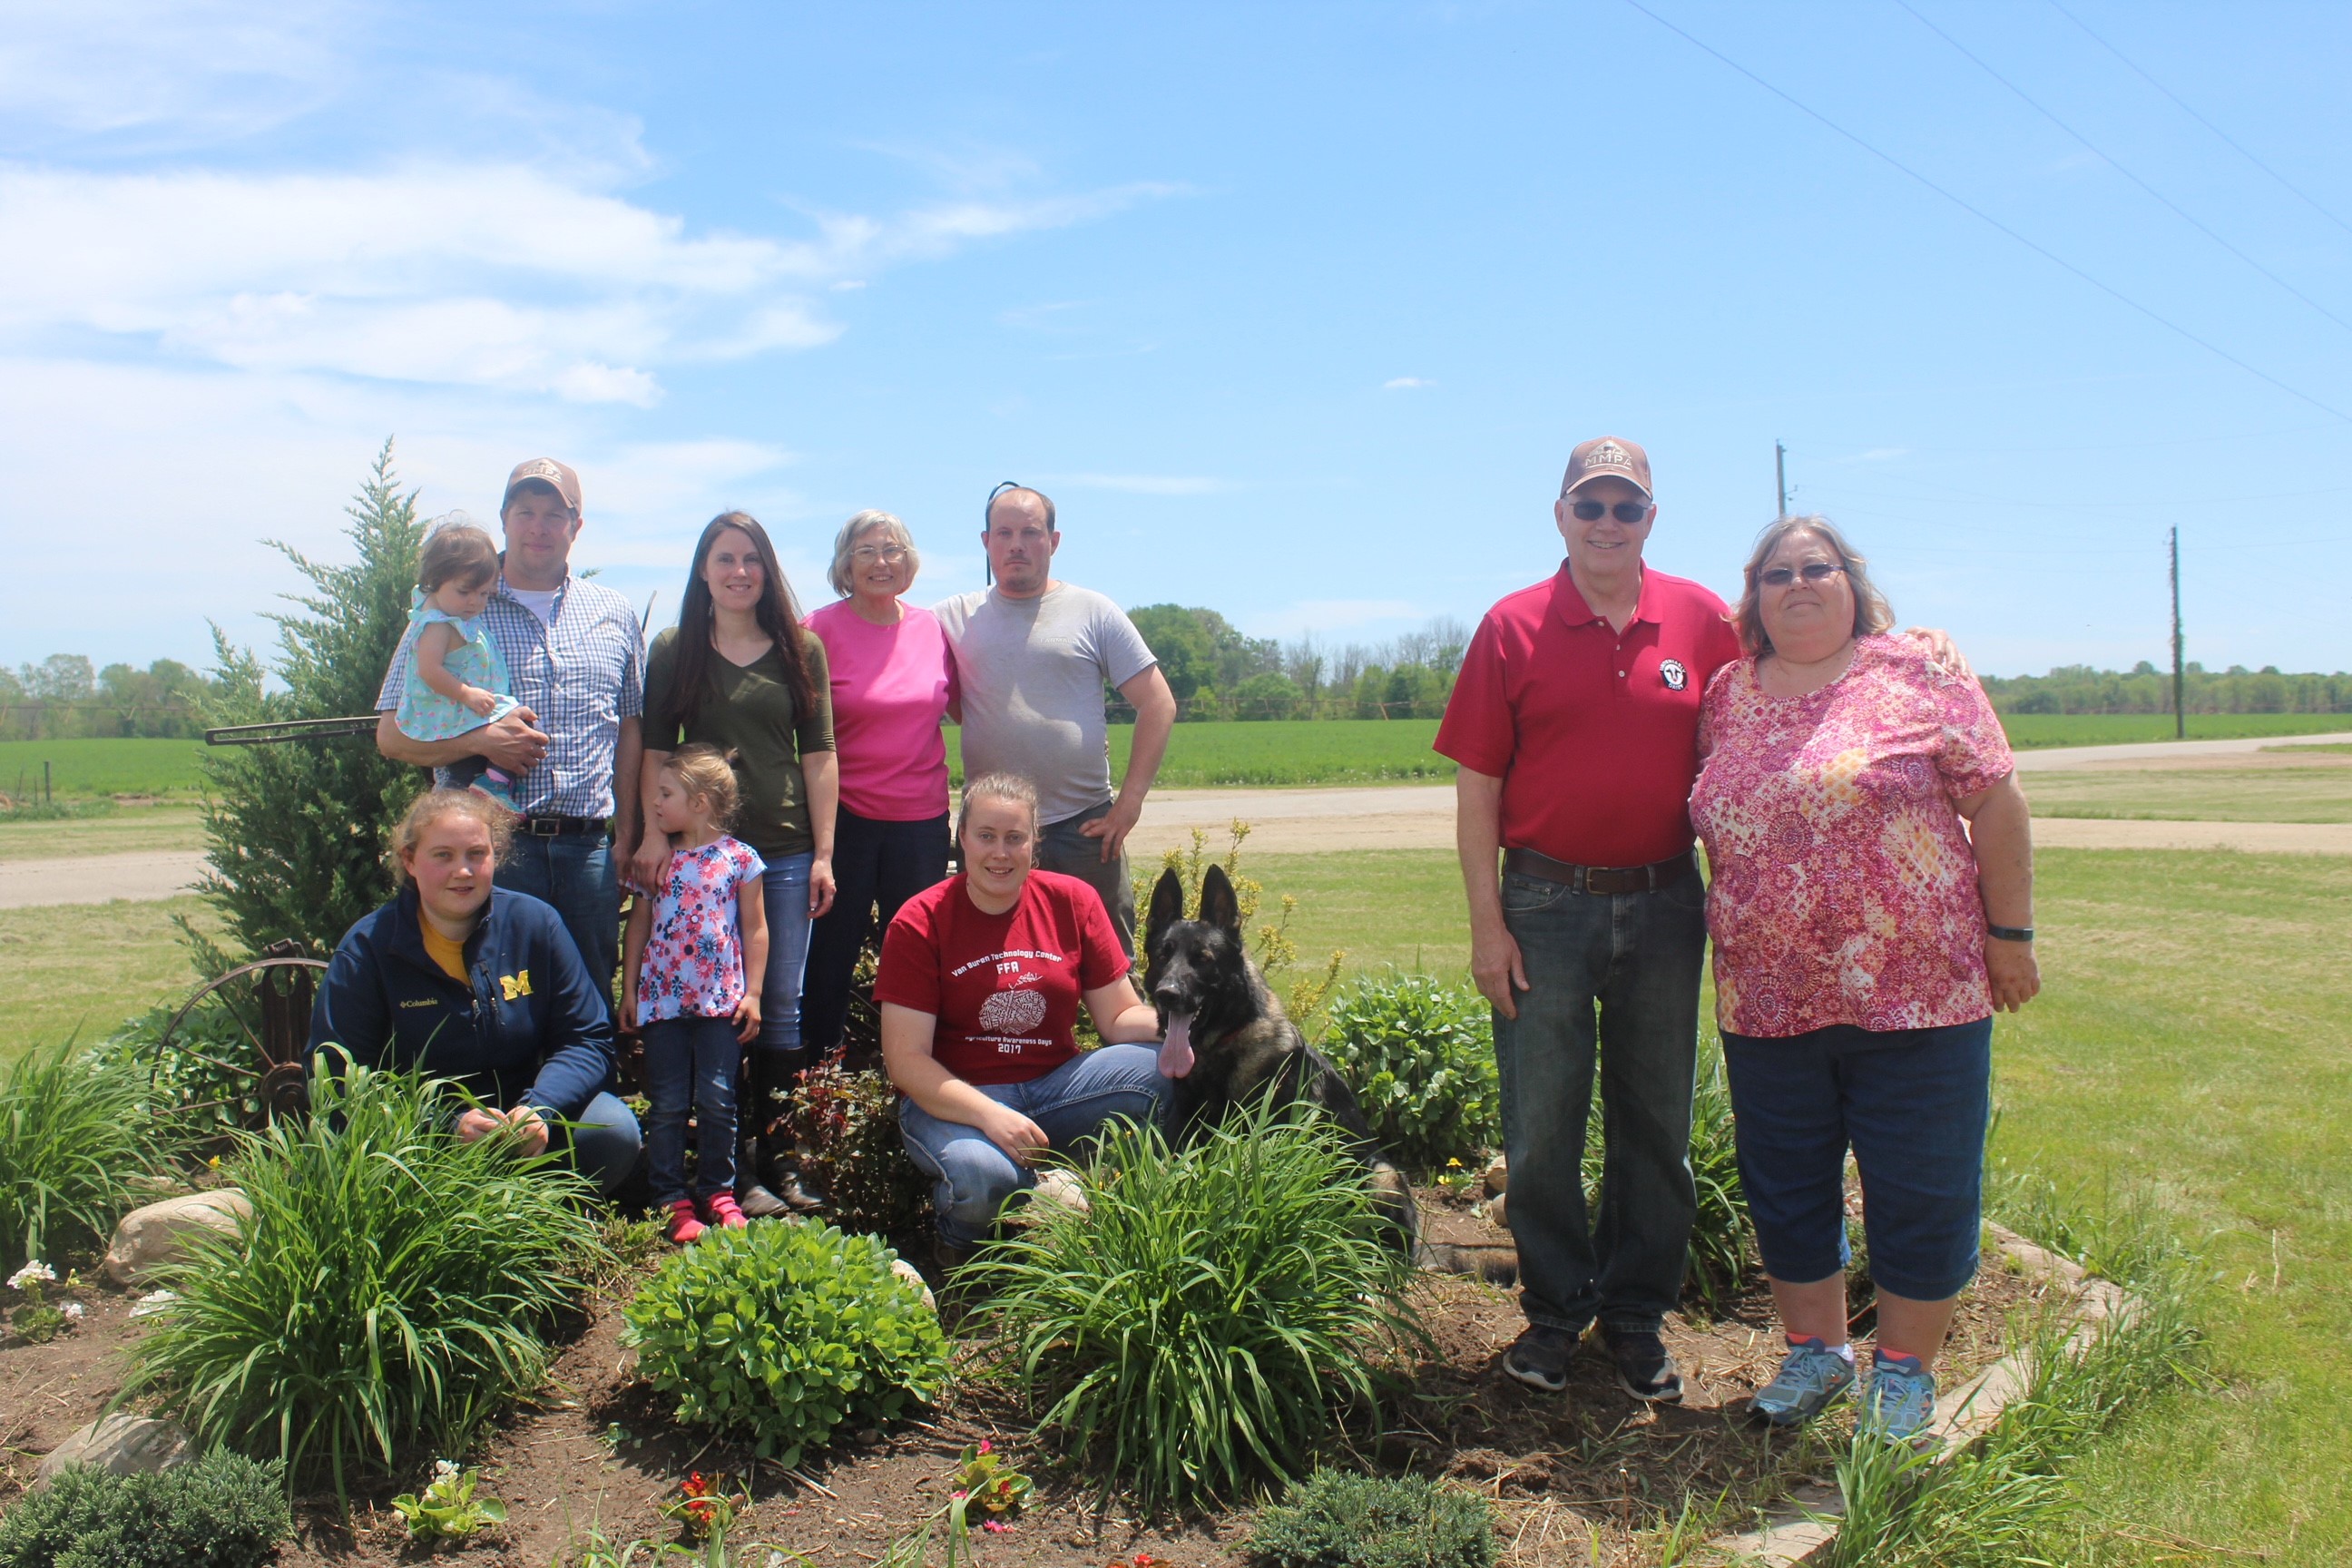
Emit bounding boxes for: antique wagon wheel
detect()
[151,938,327,1128]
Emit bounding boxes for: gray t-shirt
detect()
[934,583,1158,826]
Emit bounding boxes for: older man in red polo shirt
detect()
[1436,436,1740,1403]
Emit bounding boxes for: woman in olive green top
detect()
[633,511,838,1213]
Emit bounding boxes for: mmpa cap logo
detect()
[1588,441,1633,471]
[1660,658,1688,691]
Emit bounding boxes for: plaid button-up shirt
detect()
[378,573,645,818]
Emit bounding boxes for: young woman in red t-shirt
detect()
[875,771,1166,1268]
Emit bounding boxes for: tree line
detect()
[1980,662,2352,716]
[1122,606,1472,720]
[0,655,223,740]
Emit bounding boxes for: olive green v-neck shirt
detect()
[643,628,836,858]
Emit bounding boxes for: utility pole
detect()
[2170,527,2186,740]
[1775,441,1788,519]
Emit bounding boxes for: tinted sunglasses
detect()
[1759,562,1846,587]
[1569,499,1652,523]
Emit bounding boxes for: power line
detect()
[1617,0,2352,426]
[1893,0,2352,337]
[2045,0,2352,240]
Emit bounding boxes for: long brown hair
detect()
[671,511,817,727]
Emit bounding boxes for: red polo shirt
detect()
[1435,564,1740,868]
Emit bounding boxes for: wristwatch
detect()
[1986,924,2034,943]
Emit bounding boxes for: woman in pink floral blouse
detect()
[1690,514,2037,1443]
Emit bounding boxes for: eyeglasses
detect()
[848,544,908,564]
[1568,499,1652,523]
[1759,563,1845,587]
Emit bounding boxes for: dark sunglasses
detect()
[1569,499,1652,523]
[1759,562,1846,588]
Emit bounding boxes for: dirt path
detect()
[0,849,206,908]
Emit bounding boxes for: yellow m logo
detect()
[499,970,533,1002]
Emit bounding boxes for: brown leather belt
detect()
[1503,847,1696,896]
[518,815,608,837]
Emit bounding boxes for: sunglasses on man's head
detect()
[1759,562,1846,587]
[1569,499,1652,523]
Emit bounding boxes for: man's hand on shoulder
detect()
[1903,627,1972,680]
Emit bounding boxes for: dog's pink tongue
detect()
[1158,1014,1196,1080]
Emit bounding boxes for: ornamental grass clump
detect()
[124,1058,607,1496]
[622,1218,949,1467]
[1319,972,1498,1172]
[979,1102,1425,1509]
[0,1037,179,1267]
[1245,1468,1498,1568]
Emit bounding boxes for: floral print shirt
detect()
[635,837,766,1025]
[1690,634,2014,1036]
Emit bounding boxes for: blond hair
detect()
[827,509,920,598]
[391,789,514,881]
[1732,514,1896,657]
[956,771,1038,841]
[660,743,741,831]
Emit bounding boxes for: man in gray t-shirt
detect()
[934,485,1178,948]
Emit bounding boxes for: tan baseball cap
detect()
[1561,436,1652,498]
[502,457,583,514]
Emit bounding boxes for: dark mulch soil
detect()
[0,1187,2053,1568]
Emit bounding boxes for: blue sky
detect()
[3,0,2347,676]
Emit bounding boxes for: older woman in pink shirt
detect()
[800,510,957,1063]
[1690,514,2037,1445]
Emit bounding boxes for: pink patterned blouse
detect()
[1690,634,2014,1037]
[635,837,767,1026]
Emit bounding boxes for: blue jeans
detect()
[497,832,620,1014]
[1495,865,1707,1335]
[558,1091,643,1197]
[1720,1018,1993,1302]
[1037,800,1137,955]
[801,810,950,1054]
[642,1015,740,1205]
[897,1044,1167,1246]
[756,852,816,1054]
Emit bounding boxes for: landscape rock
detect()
[890,1258,938,1314]
[1488,1191,1508,1230]
[103,1190,253,1287]
[1484,1156,1508,1196]
[35,1416,191,1483]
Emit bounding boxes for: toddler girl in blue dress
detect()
[394,521,522,809]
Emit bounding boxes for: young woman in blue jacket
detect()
[306,789,642,1192]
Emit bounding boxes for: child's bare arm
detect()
[620,894,652,1035]
[415,622,501,715]
[733,879,770,1042]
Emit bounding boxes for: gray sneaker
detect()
[1502,1325,1574,1393]
[1751,1338,1857,1427]
[1859,1356,1939,1445]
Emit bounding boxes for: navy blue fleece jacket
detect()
[305,884,617,1120]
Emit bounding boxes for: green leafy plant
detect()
[1319,971,1498,1172]
[622,1218,948,1467]
[569,1524,803,1567]
[876,1440,1034,1568]
[0,1038,179,1267]
[0,1449,292,1568]
[1245,1468,1498,1568]
[979,1101,1425,1508]
[391,1458,508,1541]
[91,1004,262,1143]
[5,1260,83,1343]
[784,1063,931,1237]
[124,1057,608,1497]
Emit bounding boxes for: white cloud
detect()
[1042,474,1228,496]
[1383,376,1432,390]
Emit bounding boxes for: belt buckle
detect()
[524,816,562,838]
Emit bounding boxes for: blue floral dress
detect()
[636,838,768,1025]
[394,592,521,742]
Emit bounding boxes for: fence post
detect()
[44,760,53,805]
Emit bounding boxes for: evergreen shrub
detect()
[1246,1468,1497,1568]
[622,1219,948,1467]
[0,1450,292,1568]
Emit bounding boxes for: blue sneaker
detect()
[1860,1354,1939,1445]
[1750,1337,1857,1427]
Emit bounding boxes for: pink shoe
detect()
[667,1199,706,1245]
[704,1193,749,1230]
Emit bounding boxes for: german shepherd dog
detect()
[1143,864,1423,1248]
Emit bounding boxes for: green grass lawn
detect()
[0,737,212,799]
[0,803,208,862]
[2024,760,2352,823]
[0,895,220,1051]
[1999,711,2352,749]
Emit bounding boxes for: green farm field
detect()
[0,737,212,799]
[1998,711,2352,749]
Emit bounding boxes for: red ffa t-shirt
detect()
[1435,564,1741,868]
[873,870,1131,1086]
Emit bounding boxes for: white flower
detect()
[130,1289,179,1318]
[6,1261,55,1290]
[60,1302,83,1321]
[432,1459,461,1484]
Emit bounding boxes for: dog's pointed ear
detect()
[1198,864,1241,935]
[1146,867,1186,954]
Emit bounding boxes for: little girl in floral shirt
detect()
[622,744,770,1243]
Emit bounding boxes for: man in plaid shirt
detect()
[376,457,646,1004]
